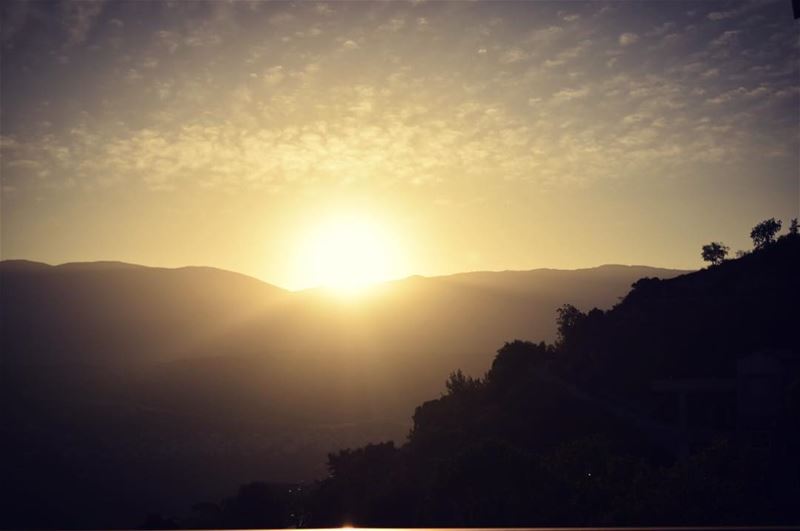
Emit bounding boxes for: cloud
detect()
[269,12,295,25]
[710,30,740,47]
[263,66,285,86]
[1,2,33,44]
[619,33,639,46]
[377,17,406,33]
[544,58,566,68]
[2,0,796,201]
[499,48,528,64]
[708,10,736,21]
[184,29,222,48]
[552,86,590,102]
[63,0,105,46]
[156,30,180,54]
[526,25,564,47]
[705,85,772,104]
[645,22,675,37]
[552,40,592,63]
[706,3,760,22]
[314,3,333,16]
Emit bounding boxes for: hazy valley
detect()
[2,260,687,525]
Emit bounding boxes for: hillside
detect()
[0,260,289,364]
[1,259,687,528]
[553,235,799,398]
[297,234,800,528]
[0,260,691,421]
[1,259,687,366]
[0,260,690,439]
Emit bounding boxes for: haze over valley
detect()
[2,258,688,524]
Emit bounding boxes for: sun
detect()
[294,215,403,293]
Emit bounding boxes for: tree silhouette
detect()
[446,369,482,396]
[222,482,289,528]
[210,235,800,528]
[789,218,798,236]
[701,242,729,265]
[556,304,584,345]
[750,218,782,249]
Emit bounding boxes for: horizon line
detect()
[0,257,697,293]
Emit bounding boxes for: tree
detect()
[750,218,782,249]
[556,304,584,345]
[222,482,290,528]
[445,369,481,396]
[789,218,798,236]
[701,242,729,265]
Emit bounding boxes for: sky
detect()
[1,0,798,290]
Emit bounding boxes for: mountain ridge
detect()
[0,258,693,292]
[0,255,693,526]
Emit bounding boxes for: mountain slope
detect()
[553,236,799,398]
[1,260,289,364]
[1,259,688,369]
[0,258,689,528]
[301,235,800,528]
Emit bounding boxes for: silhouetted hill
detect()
[2,259,687,366]
[1,259,688,528]
[553,236,799,398]
[299,235,799,528]
[6,237,797,528]
[1,260,288,365]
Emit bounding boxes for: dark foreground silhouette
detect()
[1,261,684,528]
[149,227,798,529]
[3,224,798,529]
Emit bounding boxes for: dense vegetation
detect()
[160,223,799,528]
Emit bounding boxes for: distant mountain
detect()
[1,259,288,365]
[1,258,689,528]
[1,259,689,368]
[1,259,690,433]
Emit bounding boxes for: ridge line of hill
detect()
[0,258,694,291]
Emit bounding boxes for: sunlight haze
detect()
[1,1,797,288]
[292,214,408,291]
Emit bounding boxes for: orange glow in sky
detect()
[293,214,407,292]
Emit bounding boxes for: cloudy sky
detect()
[1,0,798,289]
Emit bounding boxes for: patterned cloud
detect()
[1,0,797,284]
[2,1,796,193]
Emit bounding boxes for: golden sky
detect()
[1,1,798,289]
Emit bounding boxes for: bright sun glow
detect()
[294,215,403,294]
